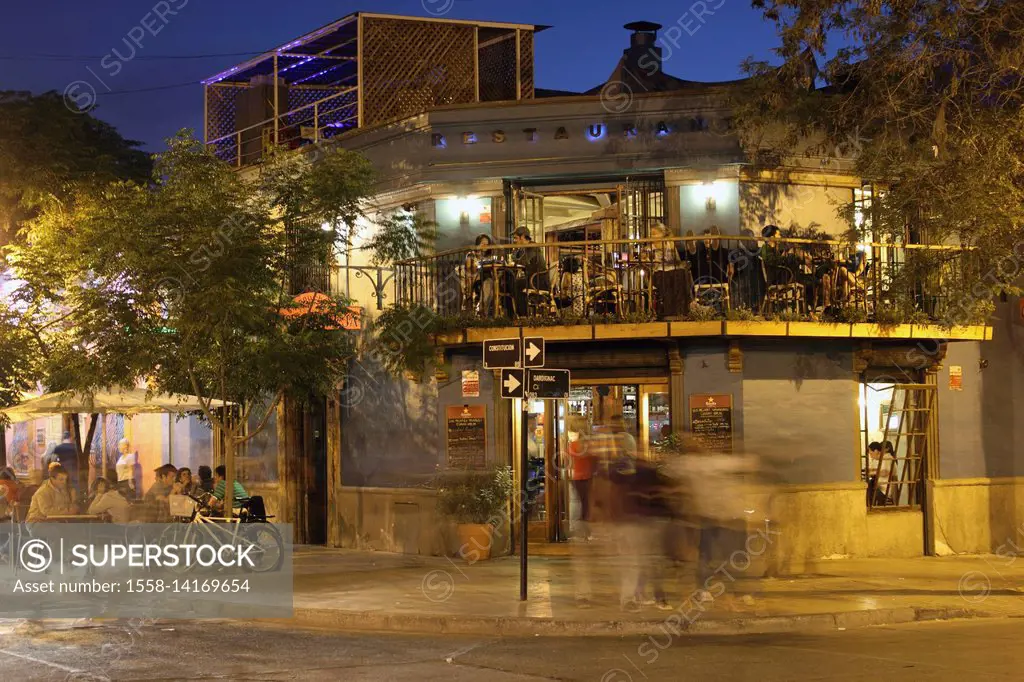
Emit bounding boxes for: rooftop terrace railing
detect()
[394,236,982,328]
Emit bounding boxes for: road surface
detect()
[0,617,1021,680]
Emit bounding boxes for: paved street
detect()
[1,617,1023,681]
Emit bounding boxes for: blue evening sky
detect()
[0,0,782,150]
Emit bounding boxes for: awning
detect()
[1,388,233,423]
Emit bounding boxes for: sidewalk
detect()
[287,546,1024,636]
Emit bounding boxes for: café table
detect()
[44,514,106,523]
[481,260,525,317]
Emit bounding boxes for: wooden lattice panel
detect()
[207,84,246,142]
[519,30,534,100]
[479,31,517,102]
[361,17,476,127]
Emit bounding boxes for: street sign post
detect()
[523,337,545,368]
[525,369,570,400]
[483,338,522,369]
[483,335,559,603]
[499,368,525,399]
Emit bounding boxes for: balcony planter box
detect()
[725,321,788,336]
[521,325,593,341]
[787,322,851,338]
[466,327,516,343]
[593,322,669,340]
[851,323,913,339]
[670,321,723,337]
[431,331,465,346]
[912,325,987,341]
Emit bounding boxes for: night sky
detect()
[0,0,781,151]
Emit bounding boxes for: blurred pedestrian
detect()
[567,416,594,540]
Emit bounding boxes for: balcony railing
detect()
[394,237,981,327]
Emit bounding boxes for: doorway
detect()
[524,379,669,546]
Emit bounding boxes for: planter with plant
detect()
[435,466,514,562]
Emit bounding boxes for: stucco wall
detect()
[740,182,853,237]
[742,342,856,484]
[341,352,497,487]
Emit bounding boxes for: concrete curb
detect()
[283,605,990,638]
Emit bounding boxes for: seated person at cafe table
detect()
[144,463,179,522]
[87,476,132,524]
[0,468,20,518]
[27,464,75,522]
[647,222,693,317]
[465,234,496,315]
[210,465,249,512]
[512,226,550,314]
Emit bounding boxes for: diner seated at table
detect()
[648,222,693,317]
[144,463,179,522]
[0,468,20,518]
[26,464,75,523]
[86,476,132,524]
[834,250,868,305]
[696,226,734,284]
[465,233,496,315]
[512,227,550,314]
[210,465,250,512]
[556,256,586,315]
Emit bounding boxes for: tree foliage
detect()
[0,90,150,244]
[4,130,435,504]
[736,0,1024,302]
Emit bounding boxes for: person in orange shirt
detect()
[567,416,594,539]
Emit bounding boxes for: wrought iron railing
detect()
[394,237,981,325]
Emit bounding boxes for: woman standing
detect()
[567,416,594,539]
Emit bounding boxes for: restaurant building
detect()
[202,12,1023,568]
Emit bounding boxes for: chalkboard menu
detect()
[445,405,487,469]
[688,394,734,453]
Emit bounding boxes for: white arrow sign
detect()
[525,342,541,362]
[503,373,521,393]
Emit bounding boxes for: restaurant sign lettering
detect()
[688,393,734,453]
[431,117,720,149]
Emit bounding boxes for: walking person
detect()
[567,416,594,540]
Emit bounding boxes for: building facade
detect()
[203,13,1024,567]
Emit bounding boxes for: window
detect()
[859,373,935,509]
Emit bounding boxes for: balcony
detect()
[394,236,993,344]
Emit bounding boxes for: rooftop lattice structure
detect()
[203,12,543,167]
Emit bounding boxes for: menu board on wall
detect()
[445,405,487,469]
[688,394,734,453]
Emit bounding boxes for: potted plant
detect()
[435,466,514,563]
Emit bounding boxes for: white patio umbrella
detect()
[1,387,233,423]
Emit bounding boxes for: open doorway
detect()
[523,379,669,548]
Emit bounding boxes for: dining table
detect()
[480,259,525,317]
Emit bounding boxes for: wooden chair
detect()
[523,271,557,317]
[763,266,806,316]
[587,271,623,316]
[693,281,731,313]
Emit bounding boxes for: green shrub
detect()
[435,466,514,525]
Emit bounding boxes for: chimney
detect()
[623,21,663,76]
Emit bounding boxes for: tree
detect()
[0,90,151,244]
[0,92,150,475]
[735,0,1024,320]
[7,132,433,510]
